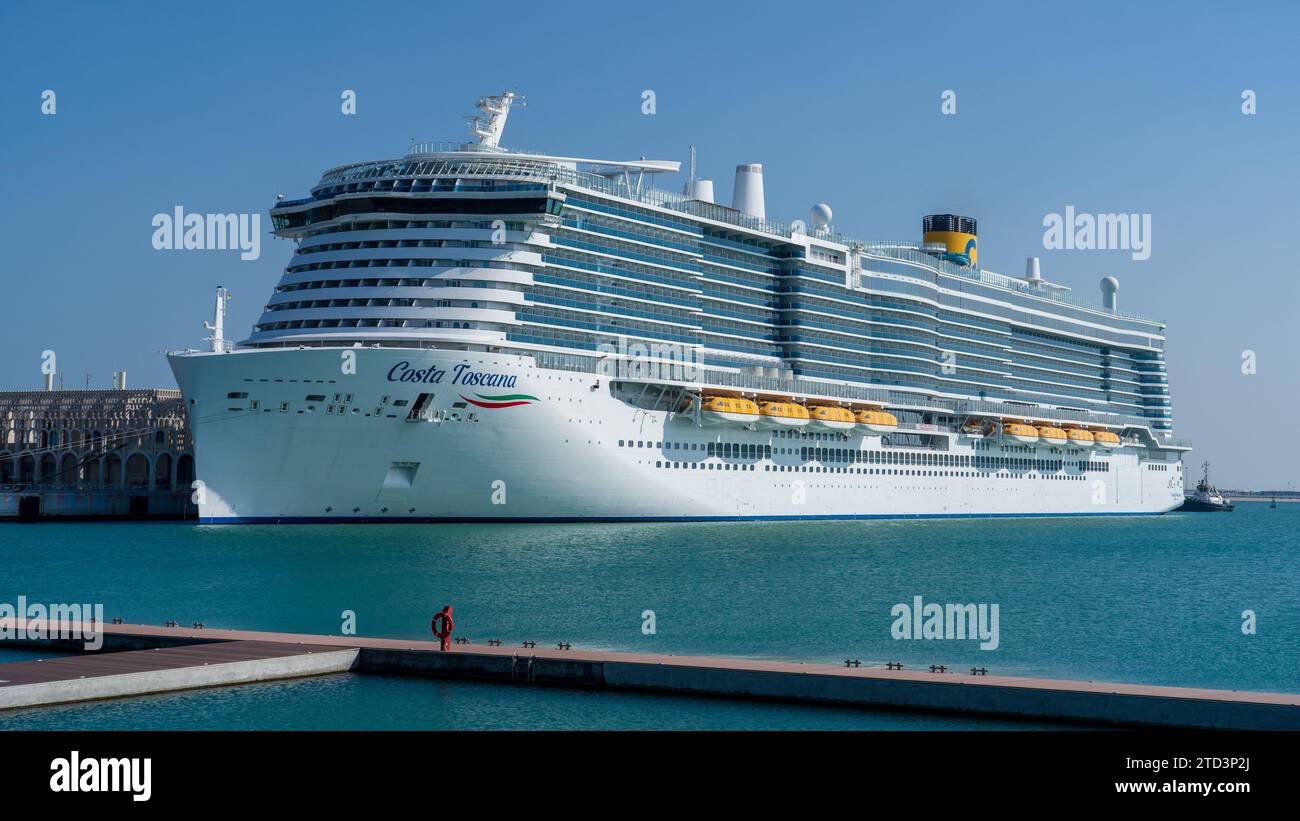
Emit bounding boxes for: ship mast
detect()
[203,286,232,353]
[465,91,525,149]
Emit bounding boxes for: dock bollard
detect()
[192,622,205,629]
[487,639,501,646]
[885,662,903,670]
[970,667,988,676]
[522,640,536,648]
[556,642,571,650]
[164,620,178,628]
[844,659,861,668]
[111,617,124,625]
[930,664,946,673]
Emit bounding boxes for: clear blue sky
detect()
[3,1,1297,487]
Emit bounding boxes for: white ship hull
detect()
[169,347,1185,523]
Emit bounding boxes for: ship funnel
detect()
[44,373,54,391]
[692,179,715,204]
[923,214,978,267]
[733,164,765,219]
[1100,276,1119,311]
[1026,256,1042,282]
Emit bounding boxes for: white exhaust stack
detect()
[1101,276,1119,311]
[44,373,54,391]
[1026,256,1042,283]
[692,179,715,203]
[732,164,765,219]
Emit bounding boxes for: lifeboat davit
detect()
[699,395,760,426]
[1065,428,1095,449]
[856,409,898,434]
[961,420,992,438]
[807,404,856,432]
[757,400,810,429]
[1003,423,1039,444]
[1036,426,1067,446]
[1092,430,1122,450]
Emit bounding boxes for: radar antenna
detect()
[465,91,525,149]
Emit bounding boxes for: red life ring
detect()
[431,608,454,640]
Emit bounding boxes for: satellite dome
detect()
[810,203,833,229]
[1100,276,1120,311]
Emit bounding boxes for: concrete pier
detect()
[0,639,357,711]
[3,618,1299,729]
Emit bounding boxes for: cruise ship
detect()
[167,92,1190,523]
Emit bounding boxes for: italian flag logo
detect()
[460,392,540,409]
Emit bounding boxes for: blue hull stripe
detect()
[199,511,1169,525]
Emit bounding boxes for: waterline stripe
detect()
[198,511,1168,524]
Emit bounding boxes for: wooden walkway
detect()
[0,636,357,711]
[2,618,1298,728]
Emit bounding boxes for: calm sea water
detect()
[1,504,1295,729]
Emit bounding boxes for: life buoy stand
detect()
[431,605,455,651]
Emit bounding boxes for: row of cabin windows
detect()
[617,439,1110,472]
[650,461,1094,480]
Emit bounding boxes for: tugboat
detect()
[1178,462,1235,512]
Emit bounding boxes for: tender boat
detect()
[807,404,856,432]
[1065,428,1095,449]
[1036,426,1067,446]
[1092,430,1122,450]
[856,408,898,434]
[698,395,760,426]
[757,400,810,429]
[1003,422,1039,445]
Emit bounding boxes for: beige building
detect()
[0,389,195,518]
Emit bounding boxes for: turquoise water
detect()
[1,504,1295,729]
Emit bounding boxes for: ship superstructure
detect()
[167,92,1189,522]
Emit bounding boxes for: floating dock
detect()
[0,639,357,711]
[3,618,1298,729]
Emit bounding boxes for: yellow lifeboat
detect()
[961,420,992,438]
[1092,430,1122,450]
[1036,426,1067,446]
[855,409,898,434]
[757,400,810,429]
[807,404,856,432]
[1003,422,1039,444]
[1065,428,1095,449]
[699,395,760,426]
